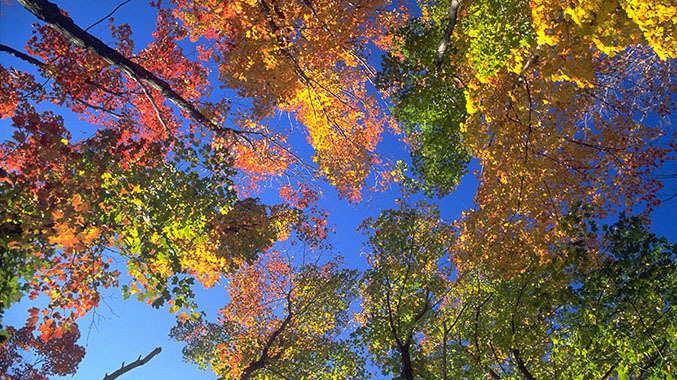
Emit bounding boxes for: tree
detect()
[551,214,677,379]
[377,17,470,198]
[1,336,161,380]
[170,251,365,380]
[401,211,675,380]
[0,323,85,380]
[168,0,405,200]
[357,205,676,379]
[6,0,405,201]
[357,201,453,380]
[0,102,278,337]
[0,0,402,344]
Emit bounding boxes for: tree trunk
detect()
[399,344,414,380]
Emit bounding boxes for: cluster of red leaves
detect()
[0,324,84,380]
[276,184,330,249]
[0,3,214,342]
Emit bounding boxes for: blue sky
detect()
[1,1,676,379]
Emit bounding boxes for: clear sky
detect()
[1,1,676,380]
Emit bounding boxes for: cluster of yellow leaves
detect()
[171,0,406,200]
[458,61,671,272]
[282,72,393,201]
[530,0,676,84]
[426,0,677,274]
[543,0,677,59]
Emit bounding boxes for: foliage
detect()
[0,103,280,338]
[357,201,453,380]
[0,0,676,379]
[379,0,677,276]
[409,214,676,380]
[1,0,393,348]
[378,19,470,197]
[169,0,406,200]
[0,324,85,380]
[170,251,364,380]
[552,215,677,379]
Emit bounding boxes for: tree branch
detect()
[84,0,133,32]
[239,294,294,380]
[511,348,537,380]
[436,0,460,71]
[0,43,45,67]
[1,43,135,98]
[102,347,161,380]
[1,43,130,118]
[17,0,247,138]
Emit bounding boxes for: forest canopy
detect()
[1,0,676,379]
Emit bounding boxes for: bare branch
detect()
[85,0,133,32]
[102,347,161,380]
[436,0,460,71]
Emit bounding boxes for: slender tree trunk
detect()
[437,0,461,70]
[511,348,537,380]
[399,344,414,380]
[442,321,448,380]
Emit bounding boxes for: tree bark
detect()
[399,343,414,380]
[511,348,537,380]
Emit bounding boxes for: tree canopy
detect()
[1,0,675,379]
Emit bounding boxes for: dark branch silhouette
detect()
[102,347,162,380]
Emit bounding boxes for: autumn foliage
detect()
[1,0,676,379]
[0,324,85,380]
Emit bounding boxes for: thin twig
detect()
[85,0,133,32]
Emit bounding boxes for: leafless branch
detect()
[437,0,460,71]
[85,0,133,32]
[102,347,161,380]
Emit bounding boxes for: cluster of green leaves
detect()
[0,174,45,341]
[551,215,677,379]
[457,0,534,79]
[105,138,282,313]
[378,19,470,198]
